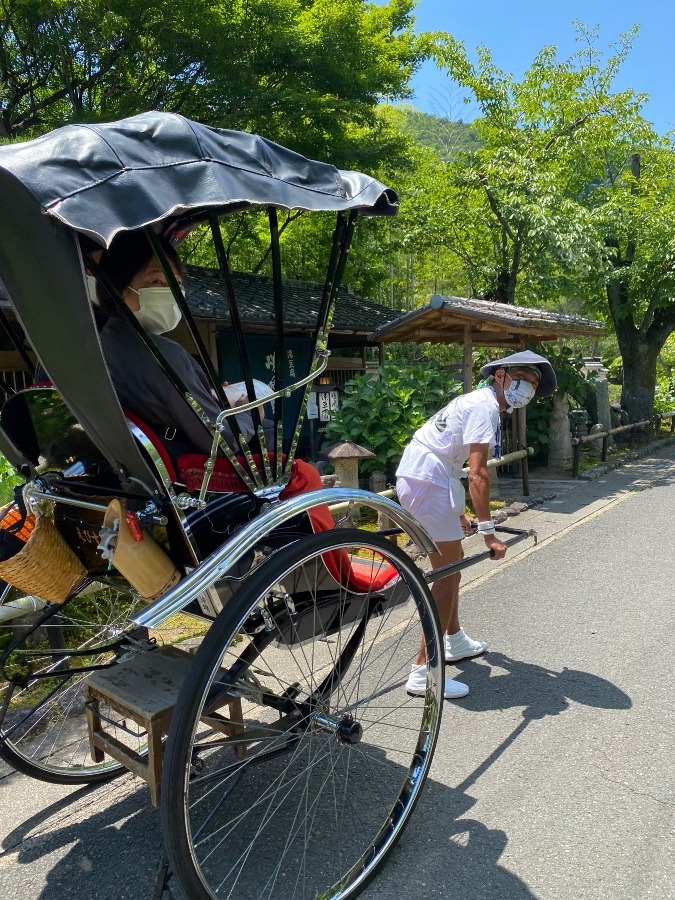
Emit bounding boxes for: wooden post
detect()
[515,406,530,496]
[378,342,385,367]
[463,325,472,394]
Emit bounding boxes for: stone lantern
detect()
[324,441,375,490]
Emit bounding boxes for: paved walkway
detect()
[1,445,674,899]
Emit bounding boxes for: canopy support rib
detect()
[268,207,286,474]
[209,213,262,445]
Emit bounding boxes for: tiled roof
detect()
[370,294,605,346]
[184,266,399,335]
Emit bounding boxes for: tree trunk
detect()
[616,324,660,425]
[620,344,658,423]
[604,155,675,427]
[607,274,671,427]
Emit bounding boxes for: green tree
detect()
[0,0,425,168]
[420,23,675,423]
[586,148,675,421]
[421,26,646,306]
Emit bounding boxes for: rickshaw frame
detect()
[0,111,531,900]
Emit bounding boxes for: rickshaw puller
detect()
[396,351,556,700]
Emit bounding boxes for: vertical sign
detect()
[307,392,319,419]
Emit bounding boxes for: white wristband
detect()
[477,520,496,535]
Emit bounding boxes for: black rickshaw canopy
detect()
[0,111,398,490]
[0,111,398,246]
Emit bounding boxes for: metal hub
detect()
[311,711,363,744]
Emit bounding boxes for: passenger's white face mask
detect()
[503,375,537,412]
[128,286,183,334]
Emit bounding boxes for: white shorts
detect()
[396,474,465,543]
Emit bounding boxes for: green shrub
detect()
[653,378,675,414]
[0,455,21,506]
[524,398,554,459]
[321,364,461,477]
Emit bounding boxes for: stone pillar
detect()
[594,372,613,447]
[547,393,573,472]
[588,423,606,458]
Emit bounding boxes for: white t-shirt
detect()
[396,387,501,487]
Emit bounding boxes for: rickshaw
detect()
[0,112,530,899]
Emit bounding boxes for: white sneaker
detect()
[445,628,488,663]
[406,664,469,699]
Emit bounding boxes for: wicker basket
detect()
[0,512,87,603]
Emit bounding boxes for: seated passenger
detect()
[95,231,269,459]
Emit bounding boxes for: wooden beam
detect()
[410,329,451,341]
[0,350,36,372]
[463,324,472,394]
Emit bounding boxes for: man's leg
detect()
[416,540,463,665]
[408,538,470,698]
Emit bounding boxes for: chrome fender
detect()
[130,487,436,629]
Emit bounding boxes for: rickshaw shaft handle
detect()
[425,527,535,585]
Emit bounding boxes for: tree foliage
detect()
[416,25,652,307]
[409,23,675,422]
[0,0,425,168]
[6,5,675,427]
[321,363,460,477]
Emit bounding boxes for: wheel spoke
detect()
[162,529,444,900]
[0,583,164,783]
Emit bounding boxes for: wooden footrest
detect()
[83,644,243,806]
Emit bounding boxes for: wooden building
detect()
[0,268,400,400]
[370,294,606,392]
[181,265,400,390]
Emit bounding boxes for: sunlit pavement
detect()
[2,445,675,899]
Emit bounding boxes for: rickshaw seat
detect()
[175,453,398,594]
[178,452,275,494]
[280,460,398,594]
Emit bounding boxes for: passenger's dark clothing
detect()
[100,318,254,455]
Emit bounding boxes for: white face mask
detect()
[503,375,537,412]
[128,286,183,334]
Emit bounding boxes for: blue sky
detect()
[404,0,675,134]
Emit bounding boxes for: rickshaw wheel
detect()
[162,529,444,900]
[0,580,150,783]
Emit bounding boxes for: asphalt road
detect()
[1,447,674,900]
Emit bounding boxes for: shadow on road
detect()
[1,776,162,899]
[450,651,631,794]
[373,653,632,899]
[455,651,632,716]
[0,654,631,900]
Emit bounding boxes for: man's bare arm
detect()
[468,443,507,559]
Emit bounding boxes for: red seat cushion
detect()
[285,460,398,594]
[178,452,285,493]
[175,453,397,594]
